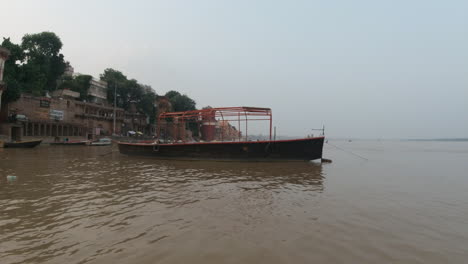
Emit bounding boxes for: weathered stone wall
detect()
[3,94,126,140]
[9,95,78,123]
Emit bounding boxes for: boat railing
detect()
[309,126,325,137]
[156,106,273,144]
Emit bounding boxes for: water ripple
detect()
[3,143,466,263]
[0,147,323,264]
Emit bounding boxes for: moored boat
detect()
[119,137,324,161]
[89,138,112,146]
[50,140,89,146]
[4,139,42,148]
[118,107,324,161]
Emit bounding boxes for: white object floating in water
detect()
[6,175,17,182]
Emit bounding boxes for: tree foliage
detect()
[100,68,128,108]
[58,74,93,101]
[165,90,196,112]
[21,32,66,95]
[22,32,63,57]
[139,90,157,124]
[73,75,93,101]
[1,38,24,103]
[1,32,66,102]
[100,68,159,124]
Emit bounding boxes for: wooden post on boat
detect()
[269,109,272,141]
[238,112,241,142]
[112,83,117,135]
[244,111,248,141]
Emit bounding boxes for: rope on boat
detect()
[326,142,368,161]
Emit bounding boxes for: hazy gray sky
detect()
[2,0,467,138]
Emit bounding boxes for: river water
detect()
[1,140,467,263]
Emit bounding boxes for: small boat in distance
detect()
[4,139,42,148]
[50,140,89,146]
[118,107,325,162]
[89,138,112,146]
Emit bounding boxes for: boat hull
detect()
[89,142,112,146]
[50,141,88,146]
[4,139,42,148]
[118,137,324,161]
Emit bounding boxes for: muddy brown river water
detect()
[1,141,467,263]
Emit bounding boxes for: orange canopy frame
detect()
[157,106,273,142]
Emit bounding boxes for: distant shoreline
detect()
[405,138,468,142]
[321,138,468,142]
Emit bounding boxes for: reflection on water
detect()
[0,146,323,264]
[157,160,324,191]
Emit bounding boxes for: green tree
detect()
[101,69,153,112]
[58,74,93,101]
[73,75,92,101]
[21,32,67,94]
[100,68,128,108]
[20,61,48,96]
[1,38,24,103]
[165,90,196,112]
[22,32,63,57]
[139,89,157,124]
[125,79,144,109]
[165,90,181,99]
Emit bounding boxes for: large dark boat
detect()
[4,139,42,148]
[118,107,325,162]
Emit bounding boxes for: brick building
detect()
[121,101,150,135]
[0,93,125,142]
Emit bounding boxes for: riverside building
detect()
[0,92,125,142]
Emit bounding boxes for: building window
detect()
[40,100,50,108]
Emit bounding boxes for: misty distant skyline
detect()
[2,0,467,138]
